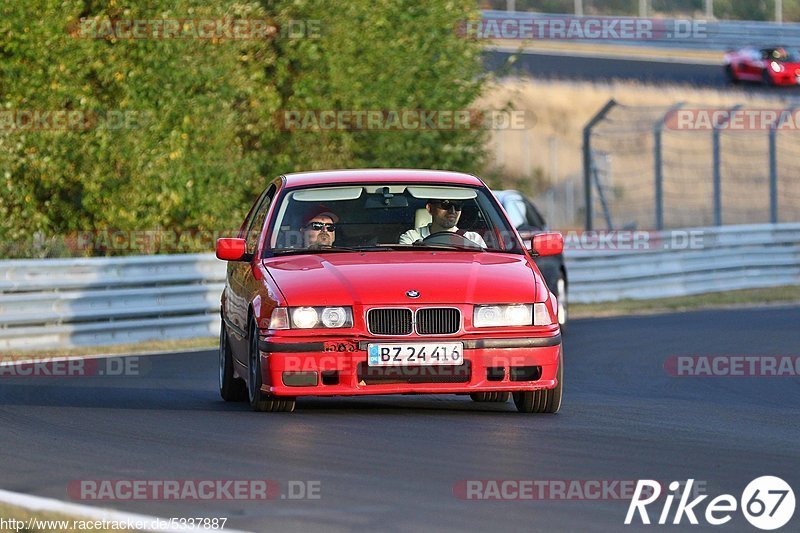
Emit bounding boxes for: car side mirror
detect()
[216,238,251,262]
[531,232,564,257]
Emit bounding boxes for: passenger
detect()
[399,199,486,248]
[302,210,338,249]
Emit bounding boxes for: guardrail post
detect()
[506,0,516,12]
[769,121,778,223]
[705,0,714,18]
[776,0,783,23]
[712,105,742,227]
[582,100,617,231]
[575,0,584,17]
[654,103,684,231]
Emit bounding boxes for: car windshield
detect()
[769,48,800,62]
[267,183,523,255]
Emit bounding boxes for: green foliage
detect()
[0,0,486,256]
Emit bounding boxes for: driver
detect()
[399,199,486,247]
[302,210,338,249]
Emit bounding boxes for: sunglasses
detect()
[431,200,464,211]
[306,221,336,231]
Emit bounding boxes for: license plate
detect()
[367,342,464,366]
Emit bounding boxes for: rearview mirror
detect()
[531,232,564,257]
[216,238,250,261]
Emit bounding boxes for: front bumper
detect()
[257,334,561,397]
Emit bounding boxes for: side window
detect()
[245,185,277,254]
[504,198,527,229]
[524,200,546,230]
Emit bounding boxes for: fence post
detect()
[506,0,516,12]
[583,100,617,231]
[654,103,684,231]
[575,0,584,17]
[712,105,742,227]
[776,0,783,23]
[705,0,714,18]
[769,105,795,223]
[769,121,778,224]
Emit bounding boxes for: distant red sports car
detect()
[724,46,800,86]
[216,169,564,413]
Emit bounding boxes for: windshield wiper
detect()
[411,242,486,252]
[271,246,359,256]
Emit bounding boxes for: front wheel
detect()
[470,392,510,403]
[247,317,296,412]
[219,323,247,402]
[556,273,568,331]
[725,65,739,84]
[513,347,563,414]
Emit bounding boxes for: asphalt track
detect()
[1,306,799,532]
[485,50,800,95]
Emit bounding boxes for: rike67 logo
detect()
[626,477,795,530]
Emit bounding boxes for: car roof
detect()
[282,169,484,188]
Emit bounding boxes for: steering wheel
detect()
[421,231,481,248]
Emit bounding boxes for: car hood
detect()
[264,251,542,306]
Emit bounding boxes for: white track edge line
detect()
[0,488,252,532]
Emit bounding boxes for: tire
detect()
[513,347,563,414]
[725,65,739,84]
[247,317,296,413]
[219,323,247,402]
[470,392,511,403]
[556,272,568,331]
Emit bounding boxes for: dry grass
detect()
[489,40,722,63]
[477,78,793,196]
[570,285,800,318]
[0,336,216,359]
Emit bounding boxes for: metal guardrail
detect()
[0,254,226,351]
[0,223,798,349]
[482,10,800,51]
[566,223,800,303]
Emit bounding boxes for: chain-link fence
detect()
[583,100,800,230]
[480,0,799,22]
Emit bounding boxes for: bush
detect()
[0,0,487,257]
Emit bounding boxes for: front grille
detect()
[416,308,460,335]
[367,308,413,336]
[357,361,471,385]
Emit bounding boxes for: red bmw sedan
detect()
[216,169,564,413]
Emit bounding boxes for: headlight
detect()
[473,303,553,327]
[292,307,319,329]
[285,306,353,329]
[771,61,783,72]
[474,304,532,327]
[321,307,348,328]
